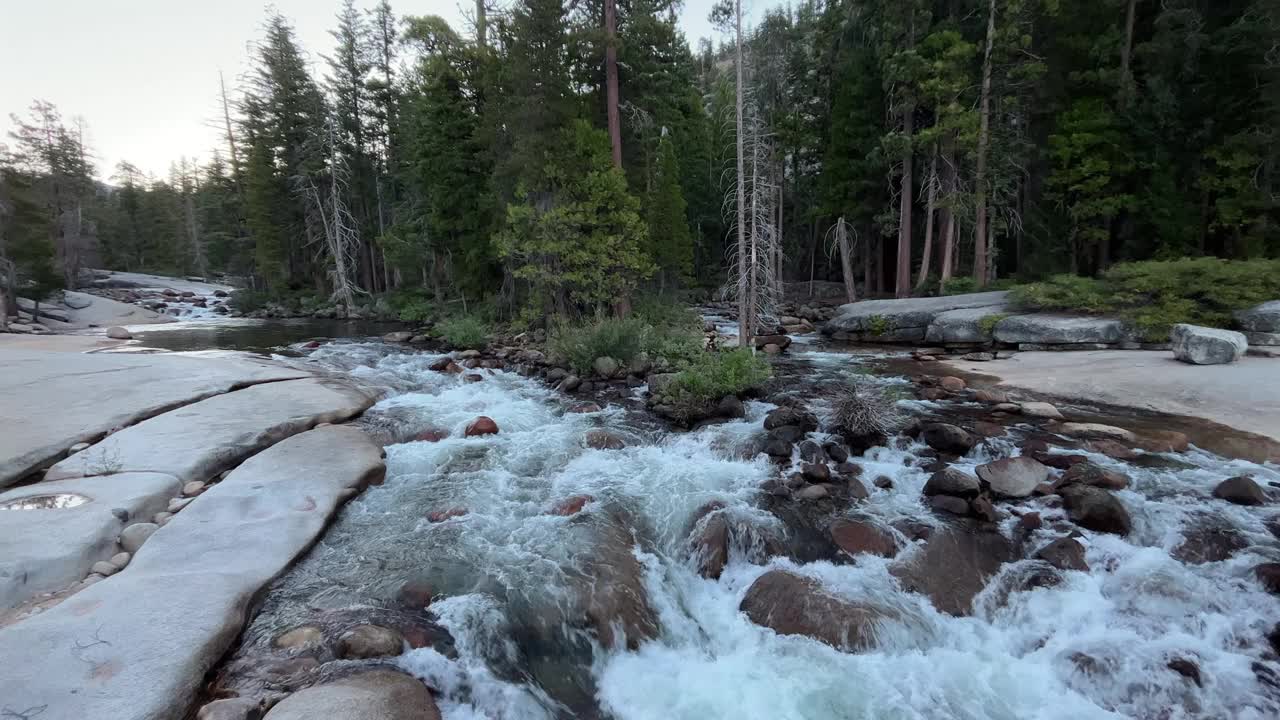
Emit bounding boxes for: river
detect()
[133,317,1280,719]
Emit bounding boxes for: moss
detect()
[866,314,893,336]
[978,313,1011,335]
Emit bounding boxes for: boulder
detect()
[1173,525,1247,564]
[717,395,746,418]
[1083,439,1138,460]
[593,356,621,378]
[382,331,414,343]
[795,484,832,500]
[198,697,271,720]
[1213,475,1267,506]
[1035,538,1089,572]
[1246,331,1280,346]
[764,406,817,432]
[829,518,898,558]
[928,495,972,516]
[754,334,792,351]
[825,291,1009,340]
[1019,402,1064,420]
[273,626,324,649]
[61,292,93,310]
[1256,563,1280,595]
[938,376,966,392]
[464,416,499,437]
[574,516,660,649]
[551,494,594,516]
[739,570,896,652]
[1060,485,1132,535]
[688,502,729,579]
[975,457,1051,498]
[890,522,1016,616]
[1235,300,1280,333]
[106,326,133,340]
[925,306,1012,343]
[1171,324,1247,365]
[802,463,831,483]
[585,429,626,450]
[262,670,440,720]
[921,423,977,454]
[119,522,158,553]
[1060,462,1130,490]
[1058,422,1137,443]
[975,389,1010,403]
[336,624,404,659]
[993,314,1127,345]
[923,467,980,498]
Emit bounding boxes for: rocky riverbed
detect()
[2,307,1279,720]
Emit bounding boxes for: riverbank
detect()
[942,350,1280,452]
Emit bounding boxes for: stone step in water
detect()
[0,425,385,720]
[45,377,374,483]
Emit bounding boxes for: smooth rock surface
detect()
[263,670,440,720]
[1171,324,1247,365]
[0,348,309,487]
[0,426,385,720]
[925,305,1011,343]
[994,314,1128,345]
[825,292,1009,338]
[46,377,373,483]
[739,569,898,651]
[1236,300,1280,333]
[0,473,179,610]
[976,457,1051,498]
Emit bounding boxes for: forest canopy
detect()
[2,0,1277,326]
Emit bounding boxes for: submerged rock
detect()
[1059,462,1130,491]
[336,624,404,659]
[921,423,977,454]
[1213,475,1267,506]
[764,406,817,432]
[1059,485,1132,535]
[1035,537,1089,572]
[464,416,499,437]
[262,670,440,720]
[740,570,896,652]
[890,521,1016,616]
[829,518,898,558]
[923,467,980,498]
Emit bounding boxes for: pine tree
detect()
[646,134,694,288]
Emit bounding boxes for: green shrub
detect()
[866,314,893,336]
[662,349,772,418]
[550,316,649,375]
[1009,258,1280,341]
[978,313,1011,335]
[229,289,270,313]
[387,288,436,323]
[549,310,703,375]
[437,315,489,349]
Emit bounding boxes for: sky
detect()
[0,0,754,180]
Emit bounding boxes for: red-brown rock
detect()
[415,429,449,442]
[426,508,468,523]
[465,416,499,436]
[551,494,594,516]
[829,518,898,558]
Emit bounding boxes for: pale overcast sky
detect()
[0,0,757,180]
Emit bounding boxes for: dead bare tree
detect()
[824,217,858,304]
[301,117,360,313]
[916,150,940,289]
[972,0,997,286]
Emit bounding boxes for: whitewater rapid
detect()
[252,340,1280,719]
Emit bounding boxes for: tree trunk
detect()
[604,0,623,169]
[734,0,749,346]
[916,150,938,290]
[863,232,874,296]
[1119,0,1138,107]
[475,0,487,47]
[837,218,857,304]
[938,140,956,289]
[973,0,997,286]
[895,104,914,298]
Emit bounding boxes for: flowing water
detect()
[187,324,1280,719]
